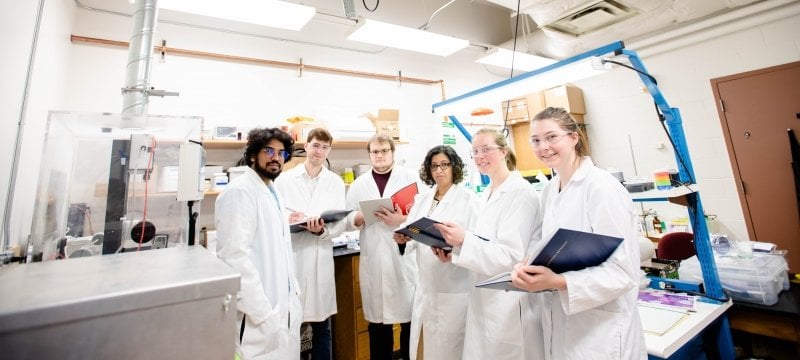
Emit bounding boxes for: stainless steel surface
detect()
[0,246,239,359]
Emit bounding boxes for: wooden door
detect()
[711,61,800,271]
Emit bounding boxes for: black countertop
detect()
[333,246,359,257]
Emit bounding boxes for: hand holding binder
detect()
[394,217,451,251]
[476,228,623,291]
[359,182,418,225]
[289,209,353,233]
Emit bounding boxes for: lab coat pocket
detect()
[565,307,621,359]
[436,292,469,336]
[483,291,524,346]
[241,306,282,357]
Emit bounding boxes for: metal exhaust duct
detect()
[122,0,159,115]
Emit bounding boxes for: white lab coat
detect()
[345,166,421,324]
[536,157,646,360]
[451,172,544,360]
[274,164,347,322]
[397,185,481,360]
[215,167,302,360]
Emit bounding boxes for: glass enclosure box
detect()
[29,112,204,261]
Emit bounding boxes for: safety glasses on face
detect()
[308,142,331,151]
[529,132,573,148]
[369,148,392,156]
[263,147,290,160]
[430,162,451,171]
[470,145,502,157]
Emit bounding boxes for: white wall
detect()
[3,2,506,250]
[573,6,800,242]
[5,1,799,251]
[0,0,75,253]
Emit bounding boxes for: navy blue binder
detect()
[394,217,451,251]
[476,228,623,291]
[531,228,623,274]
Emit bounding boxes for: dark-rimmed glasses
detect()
[263,147,289,160]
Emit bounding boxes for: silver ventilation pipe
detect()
[122,0,159,115]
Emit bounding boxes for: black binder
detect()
[290,209,353,233]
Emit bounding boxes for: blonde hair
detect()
[474,128,516,171]
[531,107,589,157]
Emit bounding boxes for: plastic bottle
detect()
[652,213,663,234]
[343,168,355,184]
[213,173,228,190]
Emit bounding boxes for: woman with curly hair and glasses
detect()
[394,145,481,360]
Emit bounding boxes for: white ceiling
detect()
[76,0,775,59]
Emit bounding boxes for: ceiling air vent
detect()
[542,0,638,37]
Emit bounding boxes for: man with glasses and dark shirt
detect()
[346,134,421,359]
[215,127,302,360]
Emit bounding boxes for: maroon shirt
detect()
[372,169,391,197]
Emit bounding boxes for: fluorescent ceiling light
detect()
[433,41,625,115]
[476,48,557,72]
[347,18,470,57]
[158,0,316,31]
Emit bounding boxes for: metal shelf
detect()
[630,184,698,204]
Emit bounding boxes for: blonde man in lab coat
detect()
[511,107,646,359]
[435,129,544,360]
[215,127,302,360]
[394,145,481,360]
[346,134,420,360]
[275,128,347,360]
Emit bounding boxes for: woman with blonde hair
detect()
[435,128,544,360]
[511,107,646,359]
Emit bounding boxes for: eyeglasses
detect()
[369,148,392,156]
[263,147,290,160]
[529,132,573,148]
[470,146,502,157]
[430,162,451,171]
[308,142,331,151]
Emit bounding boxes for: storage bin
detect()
[678,254,788,305]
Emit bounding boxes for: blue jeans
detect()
[310,318,332,360]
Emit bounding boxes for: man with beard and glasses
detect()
[215,127,302,360]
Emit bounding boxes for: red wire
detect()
[138,137,157,251]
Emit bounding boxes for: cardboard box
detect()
[289,122,319,142]
[366,108,400,140]
[375,120,400,140]
[544,84,585,114]
[525,91,546,117]
[501,97,528,121]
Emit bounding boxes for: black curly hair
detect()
[241,127,294,166]
[419,145,465,186]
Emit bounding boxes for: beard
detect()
[254,160,282,181]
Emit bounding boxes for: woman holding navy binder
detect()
[434,129,543,360]
[510,107,646,359]
[393,145,480,360]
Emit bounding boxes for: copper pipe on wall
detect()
[70,35,444,87]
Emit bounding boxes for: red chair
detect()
[657,232,696,261]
